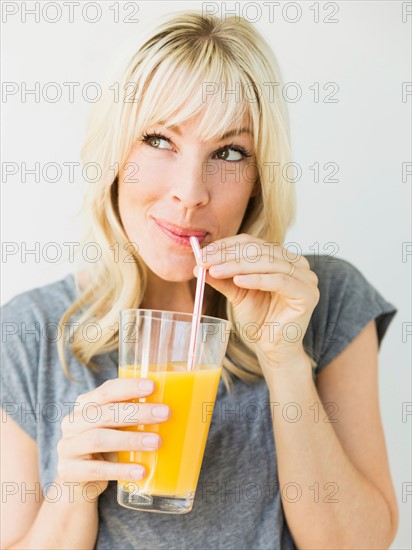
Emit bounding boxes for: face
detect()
[117,112,257,281]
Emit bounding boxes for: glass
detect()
[117,309,232,514]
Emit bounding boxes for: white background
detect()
[1,1,411,548]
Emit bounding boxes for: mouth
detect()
[153,217,209,247]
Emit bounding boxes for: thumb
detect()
[193,265,239,303]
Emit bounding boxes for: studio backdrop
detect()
[1,2,410,548]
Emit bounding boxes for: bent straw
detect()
[187,236,206,371]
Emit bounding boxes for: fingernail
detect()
[130,467,145,479]
[139,379,154,392]
[142,435,159,448]
[152,405,170,419]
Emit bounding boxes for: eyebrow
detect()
[157,123,252,141]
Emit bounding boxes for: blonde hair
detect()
[58,10,317,392]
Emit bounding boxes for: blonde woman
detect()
[1,10,398,550]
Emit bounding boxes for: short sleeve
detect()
[304,256,398,377]
[1,295,40,441]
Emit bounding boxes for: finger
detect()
[233,272,316,300]
[63,402,171,436]
[200,234,264,265]
[200,233,253,261]
[57,459,147,483]
[61,429,162,457]
[194,264,242,304]
[200,236,309,269]
[207,256,309,282]
[76,377,155,408]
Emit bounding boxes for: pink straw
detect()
[187,236,206,371]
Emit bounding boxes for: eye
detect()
[138,132,253,162]
[140,132,172,150]
[214,145,253,162]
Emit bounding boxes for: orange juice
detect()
[118,362,221,497]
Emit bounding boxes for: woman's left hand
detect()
[194,233,320,372]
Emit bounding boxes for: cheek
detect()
[212,165,256,220]
[211,191,250,237]
[118,155,161,214]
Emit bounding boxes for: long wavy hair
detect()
[57,10,317,392]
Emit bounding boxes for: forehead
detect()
[153,116,253,142]
[135,62,257,143]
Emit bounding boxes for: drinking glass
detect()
[117,309,231,514]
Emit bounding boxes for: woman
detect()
[1,10,399,550]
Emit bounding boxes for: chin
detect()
[148,263,194,282]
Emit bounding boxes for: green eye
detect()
[149,137,161,147]
[216,148,244,162]
[141,132,171,149]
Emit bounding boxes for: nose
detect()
[169,158,210,209]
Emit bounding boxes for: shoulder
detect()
[304,254,394,313]
[1,273,77,371]
[304,254,377,328]
[1,274,77,439]
[304,254,365,289]
[1,273,76,324]
[302,255,398,375]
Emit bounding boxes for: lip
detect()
[154,217,209,244]
[154,218,209,236]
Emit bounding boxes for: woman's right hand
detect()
[56,377,171,499]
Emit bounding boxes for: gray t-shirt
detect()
[1,255,397,550]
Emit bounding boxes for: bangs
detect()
[133,47,261,143]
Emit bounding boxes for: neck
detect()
[140,269,214,315]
